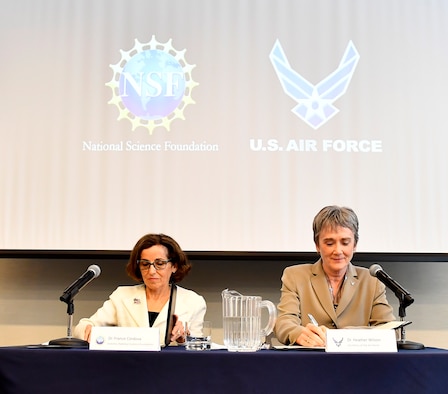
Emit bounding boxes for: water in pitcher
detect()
[222,289,277,352]
[223,316,262,352]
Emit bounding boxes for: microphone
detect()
[369,264,414,307]
[369,264,424,350]
[59,265,101,303]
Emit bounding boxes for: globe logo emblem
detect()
[106,36,198,134]
[119,50,185,120]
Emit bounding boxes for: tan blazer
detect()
[274,260,395,345]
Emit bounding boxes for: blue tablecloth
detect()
[0,345,446,393]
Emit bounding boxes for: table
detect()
[0,346,447,393]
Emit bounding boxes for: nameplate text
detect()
[326,329,397,353]
[89,327,161,351]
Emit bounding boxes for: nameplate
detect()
[326,329,397,353]
[89,327,161,351]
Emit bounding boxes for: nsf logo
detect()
[106,36,198,134]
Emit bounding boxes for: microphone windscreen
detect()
[369,264,382,277]
[88,264,101,278]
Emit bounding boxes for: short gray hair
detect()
[312,205,359,246]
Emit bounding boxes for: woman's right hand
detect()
[296,323,326,347]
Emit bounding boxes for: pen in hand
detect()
[308,313,319,327]
[307,314,326,347]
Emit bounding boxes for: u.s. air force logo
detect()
[106,36,198,134]
[269,40,360,129]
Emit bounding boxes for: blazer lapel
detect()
[123,285,150,327]
[310,260,337,321]
[334,263,358,316]
[153,300,169,326]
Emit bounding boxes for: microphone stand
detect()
[396,294,424,350]
[48,298,89,348]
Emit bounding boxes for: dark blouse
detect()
[148,311,159,327]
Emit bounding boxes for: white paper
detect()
[273,345,326,351]
[373,321,411,330]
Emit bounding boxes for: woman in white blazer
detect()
[74,233,206,346]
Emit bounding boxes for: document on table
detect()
[273,345,325,351]
[272,321,411,351]
[374,321,411,329]
[343,321,412,330]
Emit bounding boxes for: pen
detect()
[308,313,319,327]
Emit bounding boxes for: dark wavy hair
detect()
[312,205,359,246]
[126,233,191,283]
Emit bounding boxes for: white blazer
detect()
[73,284,207,345]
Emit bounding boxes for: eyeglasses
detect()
[138,258,171,271]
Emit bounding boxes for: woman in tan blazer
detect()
[274,206,395,347]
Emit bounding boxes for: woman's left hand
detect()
[171,316,185,343]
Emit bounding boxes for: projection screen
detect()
[1,0,447,253]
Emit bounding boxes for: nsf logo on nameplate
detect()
[326,329,397,353]
[89,327,161,351]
